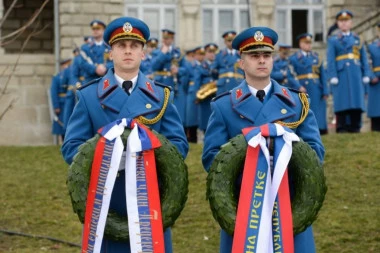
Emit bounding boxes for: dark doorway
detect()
[292,10,308,48]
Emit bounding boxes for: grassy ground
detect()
[1,132,379,252]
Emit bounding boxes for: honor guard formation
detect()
[51,11,380,143]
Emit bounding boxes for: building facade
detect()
[0,0,378,145]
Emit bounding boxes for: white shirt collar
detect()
[114,73,138,93]
[94,40,104,46]
[248,81,272,98]
[227,49,235,55]
[301,50,308,57]
[342,31,351,36]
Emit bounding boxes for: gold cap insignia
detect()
[254,31,264,42]
[123,22,133,33]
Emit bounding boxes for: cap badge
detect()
[93,22,98,27]
[254,31,264,42]
[306,36,311,40]
[342,12,347,17]
[123,22,133,33]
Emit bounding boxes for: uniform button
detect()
[101,105,105,109]
[146,103,152,109]
[281,109,287,114]
[226,79,230,83]
[346,62,350,66]
[305,81,309,85]
[240,115,244,118]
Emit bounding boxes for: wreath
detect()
[67,129,188,242]
[206,134,327,236]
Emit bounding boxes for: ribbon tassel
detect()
[232,123,299,253]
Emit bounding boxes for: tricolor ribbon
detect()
[81,118,165,253]
[232,123,299,253]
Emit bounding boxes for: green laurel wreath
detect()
[206,134,327,235]
[67,129,188,242]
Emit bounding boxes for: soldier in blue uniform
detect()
[62,16,188,253]
[185,46,205,142]
[195,43,218,133]
[327,10,371,133]
[289,34,329,134]
[202,26,324,253]
[151,29,182,91]
[271,44,303,91]
[367,23,380,131]
[140,37,158,79]
[211,31,244,95]
[50,58,72,140]
[64,20,114,130]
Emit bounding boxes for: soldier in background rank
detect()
[185,46,205,142]
[289,34,329,134]
[62,16,188,253]
[151,29,181,91]
[211,31,244,95]
[50,58,72,141]
[327,10,371,133]
[271,43,303,91]
[195,43,218,133]
[366,23,380,131]
[140,37,158,79]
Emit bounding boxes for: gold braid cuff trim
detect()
[276,93,309,129]
[136,87,171,125]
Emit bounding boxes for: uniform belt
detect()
[373,66,380,72]
[58,93,66,97]
[335,53,359,61]
[219,72,244,79]
[297,73,319,80]
[154,71,172,76]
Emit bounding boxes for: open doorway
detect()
[291,10,308,48]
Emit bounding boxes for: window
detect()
[201,0,252,46]
[275,0,325,47]
[125,0,177,40]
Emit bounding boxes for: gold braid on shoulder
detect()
[136,87,171,125]
[276,93,309,129]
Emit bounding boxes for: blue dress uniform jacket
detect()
[195,60,215,131]
[202,80,324,253]
[185,60,201,127]
[174,57,190,124]
[271,56,301,90]
[140,54,154,78]
[327,32,371,112]
[367,39,380,118]
[289,51,329,130]
[61,69,188,253]
[50,67,70,135]
[151,47,182,90]
[211,49,244,95]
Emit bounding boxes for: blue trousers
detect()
[219,226,316,253]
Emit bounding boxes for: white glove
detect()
[330,77,339,85]
[362,76,370,84]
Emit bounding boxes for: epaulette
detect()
[212,91,230,102]
[154,81,172,91]
[288,88,309,97]
[77,77,100,90]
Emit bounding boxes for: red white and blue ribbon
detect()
[232,123,299,253]
[81,118,164,253]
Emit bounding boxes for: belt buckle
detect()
[227,72,233,78]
